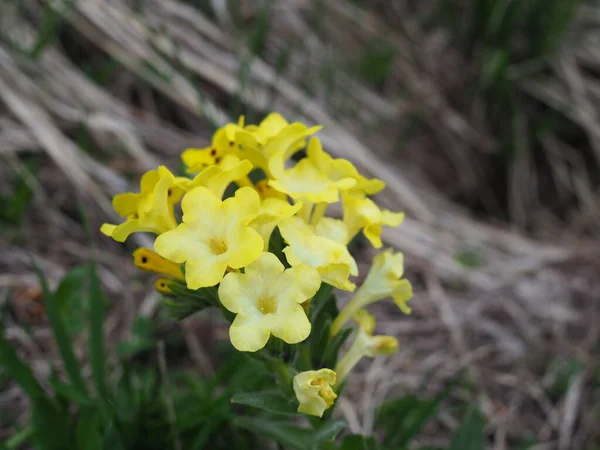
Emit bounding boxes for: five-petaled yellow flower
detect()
[293,369,337,417]
[279,216,358,291]
[101,166,182,242]
[218,252,321,352]
[268,137,356,204]
[181,118,245,173]
[154,186,263,289]
[342,192,405,248]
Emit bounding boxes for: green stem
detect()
[330,290,367,336]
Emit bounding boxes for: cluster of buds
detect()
[102,113,413,417]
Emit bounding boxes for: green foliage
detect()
[454,247,484,269]
[433,0,580,161]
[1,256,479,448]
[0,159,37,226]
[449,406,486,450]
[546,356,585,400]
[357,38,396,89]
[375,386,451,448]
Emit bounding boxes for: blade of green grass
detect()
[0,325,45,400]
[33,260,89,398]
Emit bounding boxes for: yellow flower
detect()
[326,158,385,196]
[243,112,289,144]
[293,369,337,417]
[133,248,184,280]
[334,311,399,386]
[218,252,320,352]
[101,166,181,242]
[331,249,413,335]
[342,193,405,248]
[154,277,173,294]
[236,122,321,175]
[279,217,358,291]
[181,119,245,173]
[176,155,253,199]
[315,217,350,245]
[268,137,356,204]
[154,186,263,289]
[249,199,303,250]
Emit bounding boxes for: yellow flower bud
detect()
[154,277,172,294]
[133,248,184,280]
[293,369,337,417]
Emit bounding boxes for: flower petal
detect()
[270,303,311,344]
[229,314,271,352]
[245,252,285,277]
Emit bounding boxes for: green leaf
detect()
[33,262,89,399]
[234,417,315,450]
[54,266,87,310]
[30,397,72,450]
[377,385,451,447]
[231,389,298,415]
[74,410,103,450]
[339,434,380,450]
[320,328,353,368]
[0,326,45,400]
[49,377,92,406]
[449,406,486,450]
[312,419,347,442]
[118,316,155,357]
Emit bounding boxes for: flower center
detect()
[257,296,277,315]
[209,238,228,255]
[310,378,336,407]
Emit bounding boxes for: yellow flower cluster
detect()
[102,113,413,417]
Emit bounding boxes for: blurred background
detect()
[1,0,599,448]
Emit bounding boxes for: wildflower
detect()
[154,277,173,294]
[279,217,358,291]
[268,137,356,204]
[293,369,337,417]
[315,217,350,245]
[334,311,399,386]
[249,199,303,250]
[331,249,413,335]
[154,186,263,289]
[236,122,322,175]
[342,193,405,248]
[176,155,253,198]
[218,252,320,352]
[243,112,289,144]
[326,158,385,196]
[181,119,245,173]
[101,166,181,242]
